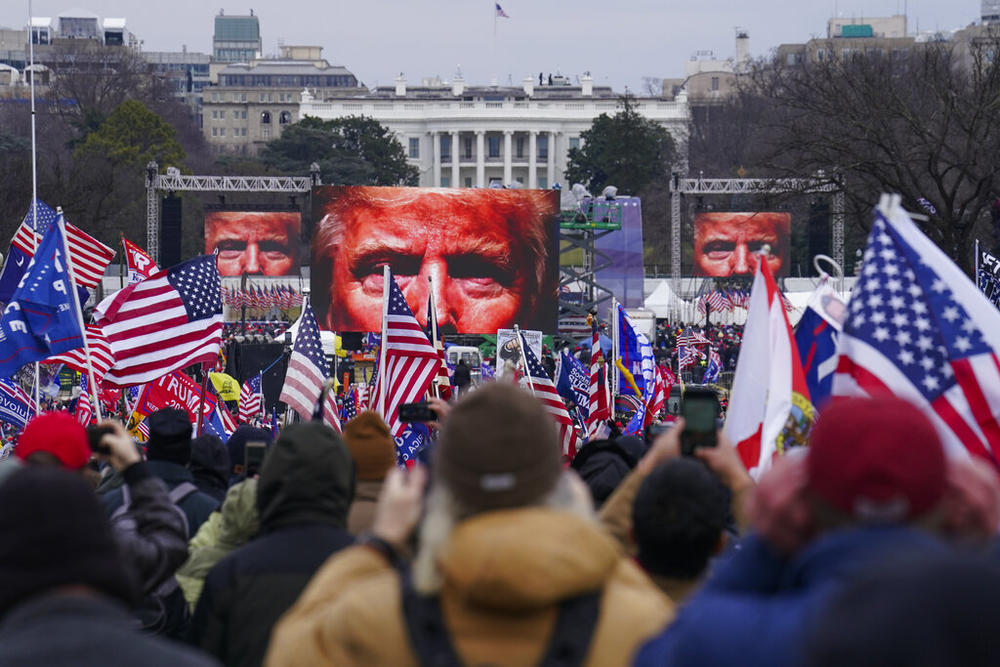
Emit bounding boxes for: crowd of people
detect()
[0,377,998,666]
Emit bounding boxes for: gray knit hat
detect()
[434,383,562,512]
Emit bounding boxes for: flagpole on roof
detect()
[514,325,535,396]
[378,265,390,418]
[55,211,102,422]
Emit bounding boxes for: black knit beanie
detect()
[0,467,135,617]
[145,407,193,465]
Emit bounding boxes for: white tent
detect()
[644,280,684,318]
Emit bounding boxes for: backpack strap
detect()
[169,481,199,505]
[537,590,602,667]
[401,570,603,667]
[400,571,462,667]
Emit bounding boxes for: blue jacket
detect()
[634,526,949,667]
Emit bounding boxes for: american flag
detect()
[495,2,509,18]
[12,206,115,288]
[676,329,712,347]
[96,254,223,387]
[341,387,357,423]
[372,271,440,438]
[76,374,92,426]
[278,302,340,432]
[644,359,667,427]
[833,196,1000,468]
[43,325,115,379]
[586,319,610,438]
[239,372,263,424]
[519,330,580,458]
[679,345,705,370]
[426,294,453,400]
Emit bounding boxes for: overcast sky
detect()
[7,1,981,92]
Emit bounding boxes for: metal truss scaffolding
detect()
[558,203,624,325]
[144,161,319,264]
[668,176,844,298]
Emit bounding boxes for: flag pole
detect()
[378,265,390,418]
[196,363,209,435]
[428,275,440,399]
[610,298,619,396]
[514,325,535,396]
[119,234,126,289]
[56,212,102,422]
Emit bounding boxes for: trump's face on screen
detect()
[311,187,557,334]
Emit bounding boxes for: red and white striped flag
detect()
[13,219,114,288]
[76,375,92,426]
[95,255,223,387]
[372,270,440,438]
[519,330,580,458]
[278,302,340,432]
[43,325,115,379]
[586,320,610,438]
[239,373,263,424]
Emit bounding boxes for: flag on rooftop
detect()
[495,2,509,18]
[833,195,1000,469]
[97,254,223,387]
[278,301,340,432]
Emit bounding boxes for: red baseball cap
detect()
[15,412,90,470]
[807,395,946,522]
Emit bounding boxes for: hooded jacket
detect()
[265,508,674,667]
[176,479,259,610]
[188,424,355,667]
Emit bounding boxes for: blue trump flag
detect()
[0,218,83,377]
[615,304,656,398]
[794,281,845,411]
[0,200,59,303]
[556,350,591,418]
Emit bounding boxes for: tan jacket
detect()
[266,508,674,666]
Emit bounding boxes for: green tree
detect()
[565,95,676,194]
[260,115,418,186]
[70,99,186,245]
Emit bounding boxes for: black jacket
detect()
[188,423,356,667]
[0,593,218,667]
[103,460,221,538]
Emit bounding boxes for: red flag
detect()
[122,236,159,283]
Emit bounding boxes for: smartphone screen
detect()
[681,388,720,455]
[245,441,268,476]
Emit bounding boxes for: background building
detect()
[212,10,260,63]
[299,72,688,188]
[202,45,362,154]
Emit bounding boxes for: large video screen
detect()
[691,211,791,278]
[311,186,560,334]
[204,211,302,277]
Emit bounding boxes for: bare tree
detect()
[743,34,1000,270]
